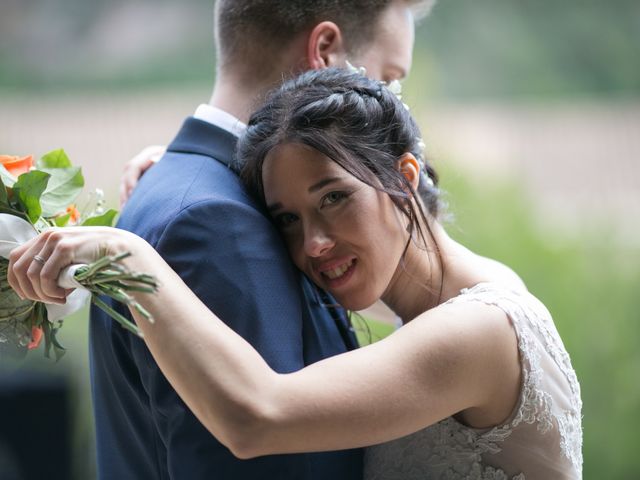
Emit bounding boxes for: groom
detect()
[92,1,431,479]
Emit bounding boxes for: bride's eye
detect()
[274,212,299,228]
[321,191,349,207]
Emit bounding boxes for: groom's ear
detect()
[397,153,421,191]
[306,21,347,70]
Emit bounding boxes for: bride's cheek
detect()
[285,234,304,265]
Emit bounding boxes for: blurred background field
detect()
[1,0,639,478]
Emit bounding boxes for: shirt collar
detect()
[193,104,246,138]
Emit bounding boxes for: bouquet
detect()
[0,150,157,360]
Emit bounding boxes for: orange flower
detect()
[0,154,33,177]
[28,326,43,350]
[66,204,80,224]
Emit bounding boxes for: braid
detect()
[239,68,442,222]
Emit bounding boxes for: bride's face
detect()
[262,142,409,311]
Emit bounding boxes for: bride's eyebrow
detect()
[308,177,341,193]
[267,202,283,213]
[267,177,343,212]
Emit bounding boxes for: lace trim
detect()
[446,283,583,473]
[557,408,583,473]
[369,417,526,479]
[404,418,525,479]
[364,283,582,480]
[469,465,525,480]
[510,326,554,433]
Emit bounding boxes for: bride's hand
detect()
[120,145,166,207]
[7,227,133,304]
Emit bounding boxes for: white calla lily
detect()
[0,213,90,321]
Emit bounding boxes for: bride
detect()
[8,68,582,479]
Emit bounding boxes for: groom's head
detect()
[213,0,434,85]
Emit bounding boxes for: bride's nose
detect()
[303,222,335,258]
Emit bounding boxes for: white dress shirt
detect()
[193,104,246,137]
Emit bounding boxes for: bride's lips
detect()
[315,257,358,290]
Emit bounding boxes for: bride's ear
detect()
[306,21,346,70]
[397,153,421,191]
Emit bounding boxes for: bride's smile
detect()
[263,142,411,312]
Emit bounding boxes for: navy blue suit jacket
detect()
[89,118,363,479]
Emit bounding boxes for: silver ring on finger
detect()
[33,254,47,266]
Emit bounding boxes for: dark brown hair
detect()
[239,68,442,259]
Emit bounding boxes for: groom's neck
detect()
[209,73,280,125]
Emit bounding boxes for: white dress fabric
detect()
[363,283,583,479]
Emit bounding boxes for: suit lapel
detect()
[167,117,240,172]
[167,117,358,352]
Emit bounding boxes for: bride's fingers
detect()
[39,235,72,300]
[27,230,80,303]
[25,256,49,302]
[26,256,68,305]
[8,236,48,301]
[9,227,121,301]
[8,230,72,303]
[40,240,79,300]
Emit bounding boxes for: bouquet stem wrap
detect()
[0,213,157,360]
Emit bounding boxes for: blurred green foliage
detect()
[352,315,396,347]
[340,160,640,478]
[412,0,640,100]
[1,0,639,99]
[442,165,639,478]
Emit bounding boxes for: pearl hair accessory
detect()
[345,60,434,189]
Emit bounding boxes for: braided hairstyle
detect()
[239,68,442,256]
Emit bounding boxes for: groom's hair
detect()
[214,0,434,77]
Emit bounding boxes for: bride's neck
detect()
[381,223,475,323]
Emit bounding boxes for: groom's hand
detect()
[120,145,166,207]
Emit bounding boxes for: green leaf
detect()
[41,314,66,362]
[0,164,15,188]
[92,296,142,337]
[54,213,71,227]
[0,203,29,221]
[38,148,72,169]
[0,171,8,205]
[12,170,50,223]
[39,167,84,217]
[82,208,118,227]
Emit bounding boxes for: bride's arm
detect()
[8,228,519,458]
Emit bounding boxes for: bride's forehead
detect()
[264,143,346,177]
[261,145,372,203]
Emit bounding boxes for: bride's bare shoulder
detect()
[475,255,527,292]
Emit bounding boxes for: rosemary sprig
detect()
[73,252,158,337]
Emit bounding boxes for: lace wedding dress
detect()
[364,283,583,479]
